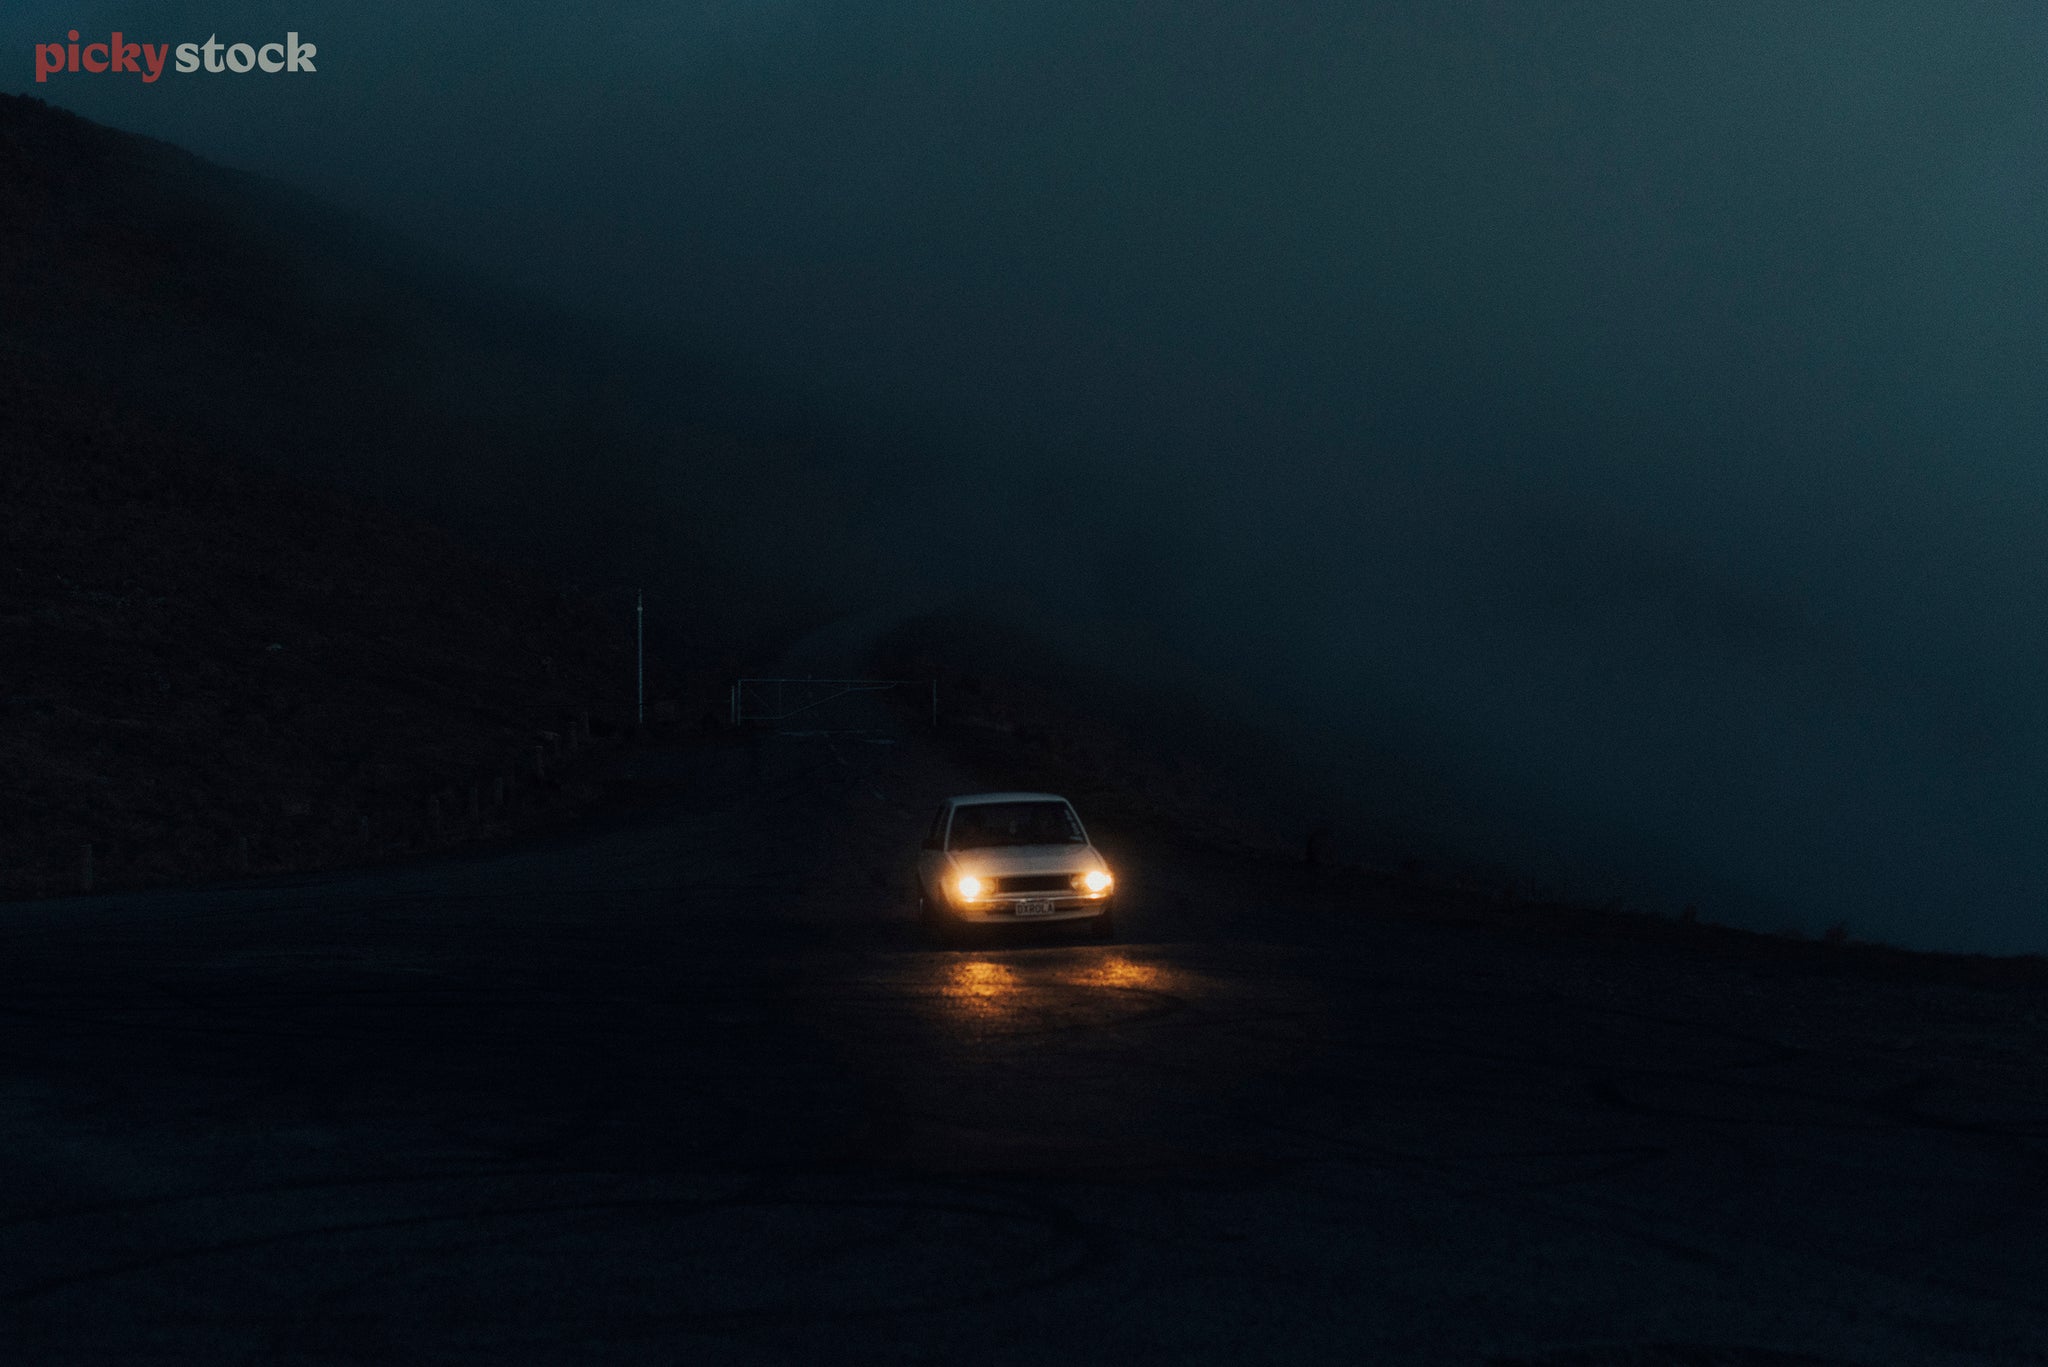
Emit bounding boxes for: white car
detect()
[916,792,1116,941]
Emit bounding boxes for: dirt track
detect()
[3,726,2046,1365]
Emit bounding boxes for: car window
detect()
[946,801,1086,849]
[925,805,948,847]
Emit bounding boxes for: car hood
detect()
[945,845,1104,876]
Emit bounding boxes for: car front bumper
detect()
[951,895,1111,924]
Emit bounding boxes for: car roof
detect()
[946,791,1069,807]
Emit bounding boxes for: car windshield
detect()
[948,801,1084,850]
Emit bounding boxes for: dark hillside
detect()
[0,93,841,898]
[0,92,844,667]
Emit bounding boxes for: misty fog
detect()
[11,1,2048,951]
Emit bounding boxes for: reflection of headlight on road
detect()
[946,958,1016,1008]
[955,874,985,900]
[1077,953,1159,990]
[1082,869,1113,893]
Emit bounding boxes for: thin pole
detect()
[636,590,644,726]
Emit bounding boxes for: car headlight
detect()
[955,874,985,901]
[1081,869,1113,893]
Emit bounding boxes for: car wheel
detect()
[1089,902,1116,940]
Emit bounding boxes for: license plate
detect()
[1015,899,1056,917]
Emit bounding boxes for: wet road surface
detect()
[3,730,2046,1364]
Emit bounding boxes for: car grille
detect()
[991,874,1072,893]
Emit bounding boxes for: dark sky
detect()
[12,2,2048,952]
